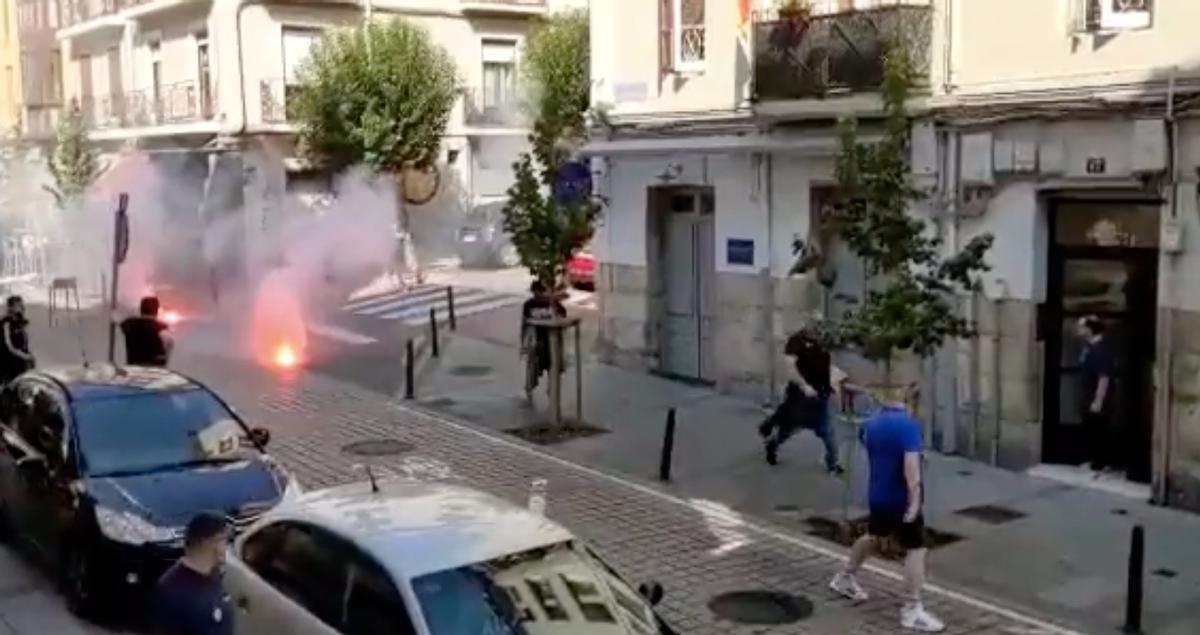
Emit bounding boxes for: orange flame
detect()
[162,310,181,326]
[273,343,299,369]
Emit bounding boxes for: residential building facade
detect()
[14,0,62,139]
[586,0,1200,512]
[0,0,19,136]
[53,0,572,272]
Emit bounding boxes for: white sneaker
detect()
[829,572,869,601]
[901,604,945,632]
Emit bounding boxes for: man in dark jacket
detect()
[150,512,233,635]
[121,296,173,367]
[759,327,845,474]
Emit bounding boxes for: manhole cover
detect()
[954,504,1026,525]
[708,590,813,625]
[342,439,414,457]
[450,365,492,377]
[425,397,457,408]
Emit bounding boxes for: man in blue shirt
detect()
[829,386,944,632]
[150,512,234,635]
[1077,316,1116,472]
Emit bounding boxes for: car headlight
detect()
[95,506,181,546]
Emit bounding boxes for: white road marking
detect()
[306,323,378,345]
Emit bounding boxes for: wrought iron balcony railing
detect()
[76,80,214,130]
[462,87,526,127]
[61,0,153,27]
[752,3,934,102]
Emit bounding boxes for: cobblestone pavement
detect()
[160,352,1076,635]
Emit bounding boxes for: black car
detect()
[0,364,295,618]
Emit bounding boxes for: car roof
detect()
[33,364,201,401]
[265,478,574,578]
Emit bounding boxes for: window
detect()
[1078,0,1153,31]
[480,39,516,110]
[8,381,67,467]
[196,32,212,117]
[673,0,705,72]
[242,522,348,628]
[342,555,417,635]
[71,388,258,477]
[282,28,320,86]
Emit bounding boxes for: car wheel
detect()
[61,542,99,618]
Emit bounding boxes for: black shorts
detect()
[867,509,926,550]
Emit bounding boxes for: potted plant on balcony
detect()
[792,48,993,394]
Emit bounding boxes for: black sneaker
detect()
[765,441,779,466]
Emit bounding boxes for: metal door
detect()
[660,190,714,381]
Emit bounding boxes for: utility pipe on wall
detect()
[1154,68,1180,504]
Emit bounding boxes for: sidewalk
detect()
[26,306,1076,634]
[414,333,1200,635]
[0,549,104,634]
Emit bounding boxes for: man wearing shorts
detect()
[828,387,944,632]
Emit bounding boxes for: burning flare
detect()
[273,343,299,370]
[251,271,308,370]
[161,310,181,326]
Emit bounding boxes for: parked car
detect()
[0,365,296,617]
[567,249,595,290]
[456,201,520,269]
[225,477,678,634]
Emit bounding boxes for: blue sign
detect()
[553,161,592,206]
[727,239,754,266]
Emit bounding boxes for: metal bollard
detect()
[446,286,457,331]
[429,307,439,358]
[658,408,676,482]
[1123,525,1145,634]
[404,339,415,400]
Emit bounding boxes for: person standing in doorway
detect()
[1077,315,1116,473]
[758,326,845,474]
[0,296,34,384]
[521,280,567,401]
[829,385,944,632]
[150,512,234,635]
[120,296,173,367]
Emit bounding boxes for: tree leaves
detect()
[47,106,99,204]
[289,19,459,176]
[819,47,993,364]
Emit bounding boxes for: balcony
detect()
[459,0,546,17]
[61,0,153,27]
[78,81,214,131]
[752,3,933,103]
[462,87,526,129]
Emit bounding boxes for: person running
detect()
[521,280,566,400]
[829,385,944,632]
[120,296,173,367]
[0,295,34,384]
[758,326,845,474]
[150,512,234,635]
[1077,315,1116,473]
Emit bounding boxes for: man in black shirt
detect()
[150,512,233,635]
[1077,316,1116,472]
[521,280,567,400]
[121,296,173,367]
[759,327,845,474]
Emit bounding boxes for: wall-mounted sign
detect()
[1086,157,1107,175]
[726,238,754,266]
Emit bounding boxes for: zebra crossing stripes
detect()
[343,285,524,325]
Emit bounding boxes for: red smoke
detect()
[251,271,308,370]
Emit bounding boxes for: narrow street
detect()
[0,302,1088,634]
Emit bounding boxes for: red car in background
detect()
[566,249,595,290]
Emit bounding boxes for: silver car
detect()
[225,478,675,634]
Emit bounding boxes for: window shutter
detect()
[659,0,674,77]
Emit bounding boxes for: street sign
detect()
[553,161,592,206]
[114,193,130,264]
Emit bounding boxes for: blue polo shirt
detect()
[864,406,924,514]
[150,562,234,635]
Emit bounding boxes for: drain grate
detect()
[708,590,813,625]
[954,504,1027,525]
[449,365,492,377]
[1151,568,1178,579]
[341,439,414,457]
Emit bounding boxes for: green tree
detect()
[805,48,993,378]
[502,9,599,286]
[290,19,459,176]
[46,105,99,206]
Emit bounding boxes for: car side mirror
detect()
[250,428,271,447]
[638,581,664,606]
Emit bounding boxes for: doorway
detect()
[653,187,715,382]
[1042,200,1159,483]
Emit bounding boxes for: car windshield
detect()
[73,388,259,477]
[412,541,665,635]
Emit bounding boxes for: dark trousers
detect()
[1084,409,1113,470]
[761,384,839,470]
